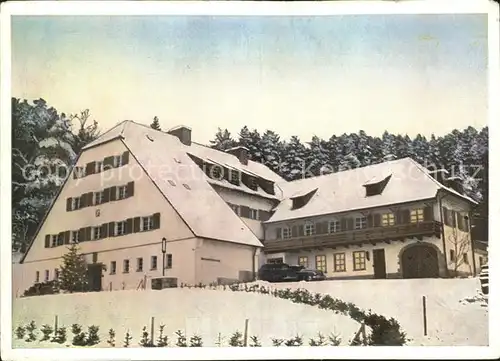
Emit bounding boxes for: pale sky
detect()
[12,14,488,144]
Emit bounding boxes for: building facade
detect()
[14,121,482,295]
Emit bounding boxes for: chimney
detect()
[226,146,249,165]
[428,168,449,185]
[167,125,192,146]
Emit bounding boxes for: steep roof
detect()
[268,157,477,223]
[84,120,272,247]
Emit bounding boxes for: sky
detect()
[11,14,488,144]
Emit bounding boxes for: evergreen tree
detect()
[306,135,331,176]
[150,116,161,131]
[68,109,101,155]
[210,128,237,151]
[238,126,262,162]
[58,244,89,293]
[338,152,361,171]
[381,131,397,160]
[259,130,283,173]
[281,136,308,181]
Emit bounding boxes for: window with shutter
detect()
[44,235,50,248]
[103,188,110,203]
[282,227,291,239]
[122,151,130,165]
[116,221,126,236]
[126,218,133,234]
[304,222,315,236]
[276,227,282,239]
[109,186,117,201]
[64,231,70,244]
[108,222,115,237]
[127,181,134,197]
[133,217,141,232]
[381,213,395,226]
[80,194,86,208]
[355,217,367,230]
[152,213,161,229]
[410,209,424,223]
[52,235,57,247]
[66,198,72,212]
[101,223,109,238]
[328,220,340,233]
[87,192,94,206]
[166,254,173,269]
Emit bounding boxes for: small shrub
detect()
[189,334,203,347]
[271,338,284,346]
[22,281,59,297]
[328,333,342,346]
[284,335,303,346]
[175,330,187,347]
[15,326,26,340]
[25,321,37,342]
[40,324,54,342]
[309,332,327,346]
[52,327,67,344]
[86,325,100,346]
[157,325,169,347]
[123,330,132,347]
[107,329,116,347]
[229,331,243,347]
[249,335,261,347]
[71,324,87,346]
[139,326,152,347]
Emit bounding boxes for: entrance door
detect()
[87,263,103,292]
[373,249,387,279]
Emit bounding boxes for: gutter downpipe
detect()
[437,191,450,278]
[468,209,478,276]
[253,246,258,281]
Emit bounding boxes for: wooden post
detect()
[361,322,367,345]
[422,296,427,336]
[243,319,249,346]
[151,317,155,347]
[54,315,58,334]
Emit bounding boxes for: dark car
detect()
[258,263,326,282]
[258,263,299,282]
[291,265,327,281]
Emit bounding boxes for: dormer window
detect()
[229,169,240,186]
[364,174,392,197]
[291,189,317,210]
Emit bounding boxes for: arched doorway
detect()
[401,243,439,278]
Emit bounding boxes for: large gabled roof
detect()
[84,120,268,247]
[267,157,477,223]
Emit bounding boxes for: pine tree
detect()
[260,130,283,173]
[58,244,89,293]
[281,136,307,181]
[150,116,161,131]
[306,135,331,176]
[210,128,237,151]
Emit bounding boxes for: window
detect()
[95,191,104,205]
[166,254,173,269]
[211,166,222,179]
[142,216,153,231]
[353,251,366,271]
[93,227,101,240]
[411,208,424,223]
[123,259,130,273]
[329,220,340,233]
[44,270,50,282]
[116,221,126,236]
[35,271,40,283]
[110,261,116,275]
[151,256,158,270]
[52,235,58,247]
[450,250,456,262]
[74,167,86,178]
[305,222,315,236]
[117,185,127,200]
[136,258,143,272]
[282,227,292,239]
[72,197,81,210]
[72,231,79,244]
[250,209,259,220]
[298,256,308,268]
[382,213,395,227]
[183,183,191,190]
[228,203,240,216]
[334,253,346,272]
[115,155,123,167]
[54,269,59,280]
[355,217,367,230]
[168,179,176,186]
[463,253,469,264]
[95,161,103,173]
[229,170,239,185]
[315,255,327,272]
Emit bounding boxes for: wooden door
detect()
[373,249,387,279]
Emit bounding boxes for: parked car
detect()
[258,263,326,282]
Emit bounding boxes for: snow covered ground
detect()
[248,277,488,346]
[11,278,487,348]
[12,288,360,348]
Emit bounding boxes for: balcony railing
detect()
[263,221,442,253]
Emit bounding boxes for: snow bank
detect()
[248,278,488,346]
[12,288,360,348]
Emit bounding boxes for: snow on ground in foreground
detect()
[249,277,488,346]
[12,288,360,348]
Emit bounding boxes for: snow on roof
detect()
[267,158,477,223]
[90,121,266,247]
[168,124,192,132]
[225,146,249,152]
[363,172,392,186]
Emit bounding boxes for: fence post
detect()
[54,315,58,334]
[243,319,249,346]
[361,322,367,345]
[422,295,427,336]
[151,317,155,347]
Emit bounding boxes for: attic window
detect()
[364,174,392,197]
[168,180,176,186]
[146,135,154,142]
[183,183,191,190]
[291,189,318,210]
